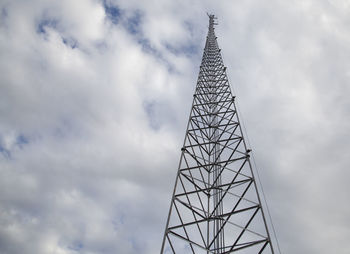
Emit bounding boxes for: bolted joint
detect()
[246,149,252,158]
[181,147,186,152]
[232,96,236,102]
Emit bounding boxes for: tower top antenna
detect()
[207,13,218,26]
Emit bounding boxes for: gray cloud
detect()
[0,0,349,253]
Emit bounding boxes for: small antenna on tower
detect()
[207,13,218,25]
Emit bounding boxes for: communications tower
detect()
[160,15,275,254]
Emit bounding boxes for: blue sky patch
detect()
[0,133,29,158]
[68,241,83,251]
[36,16,79,49]
[0,145,10,158]
[37,18,59,34]
[103,2,142,36]
[16,134,29,147]
[103,1,122,25]
[137,38,158,55]
[62,36,78,49]
[124,11,142,34]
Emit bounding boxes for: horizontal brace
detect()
[195,91,230,96]
[192,99,233,107]
[188,121,238,132]
[175,178,251,198]
[180,156,248,172]
[167,231,214,253]
[213,205,260,219]
[192,110,235,118]
[184,136,241,149]
[222,239,268,253]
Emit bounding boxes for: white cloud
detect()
[0,0,350,253]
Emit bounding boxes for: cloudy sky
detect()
[1,0,350,253]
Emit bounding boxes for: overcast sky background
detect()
[1,0,350,253]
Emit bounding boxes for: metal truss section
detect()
[160,14,275,254]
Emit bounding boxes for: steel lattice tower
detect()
[160,15,275,254]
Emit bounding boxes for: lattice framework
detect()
[160,15,274,254]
